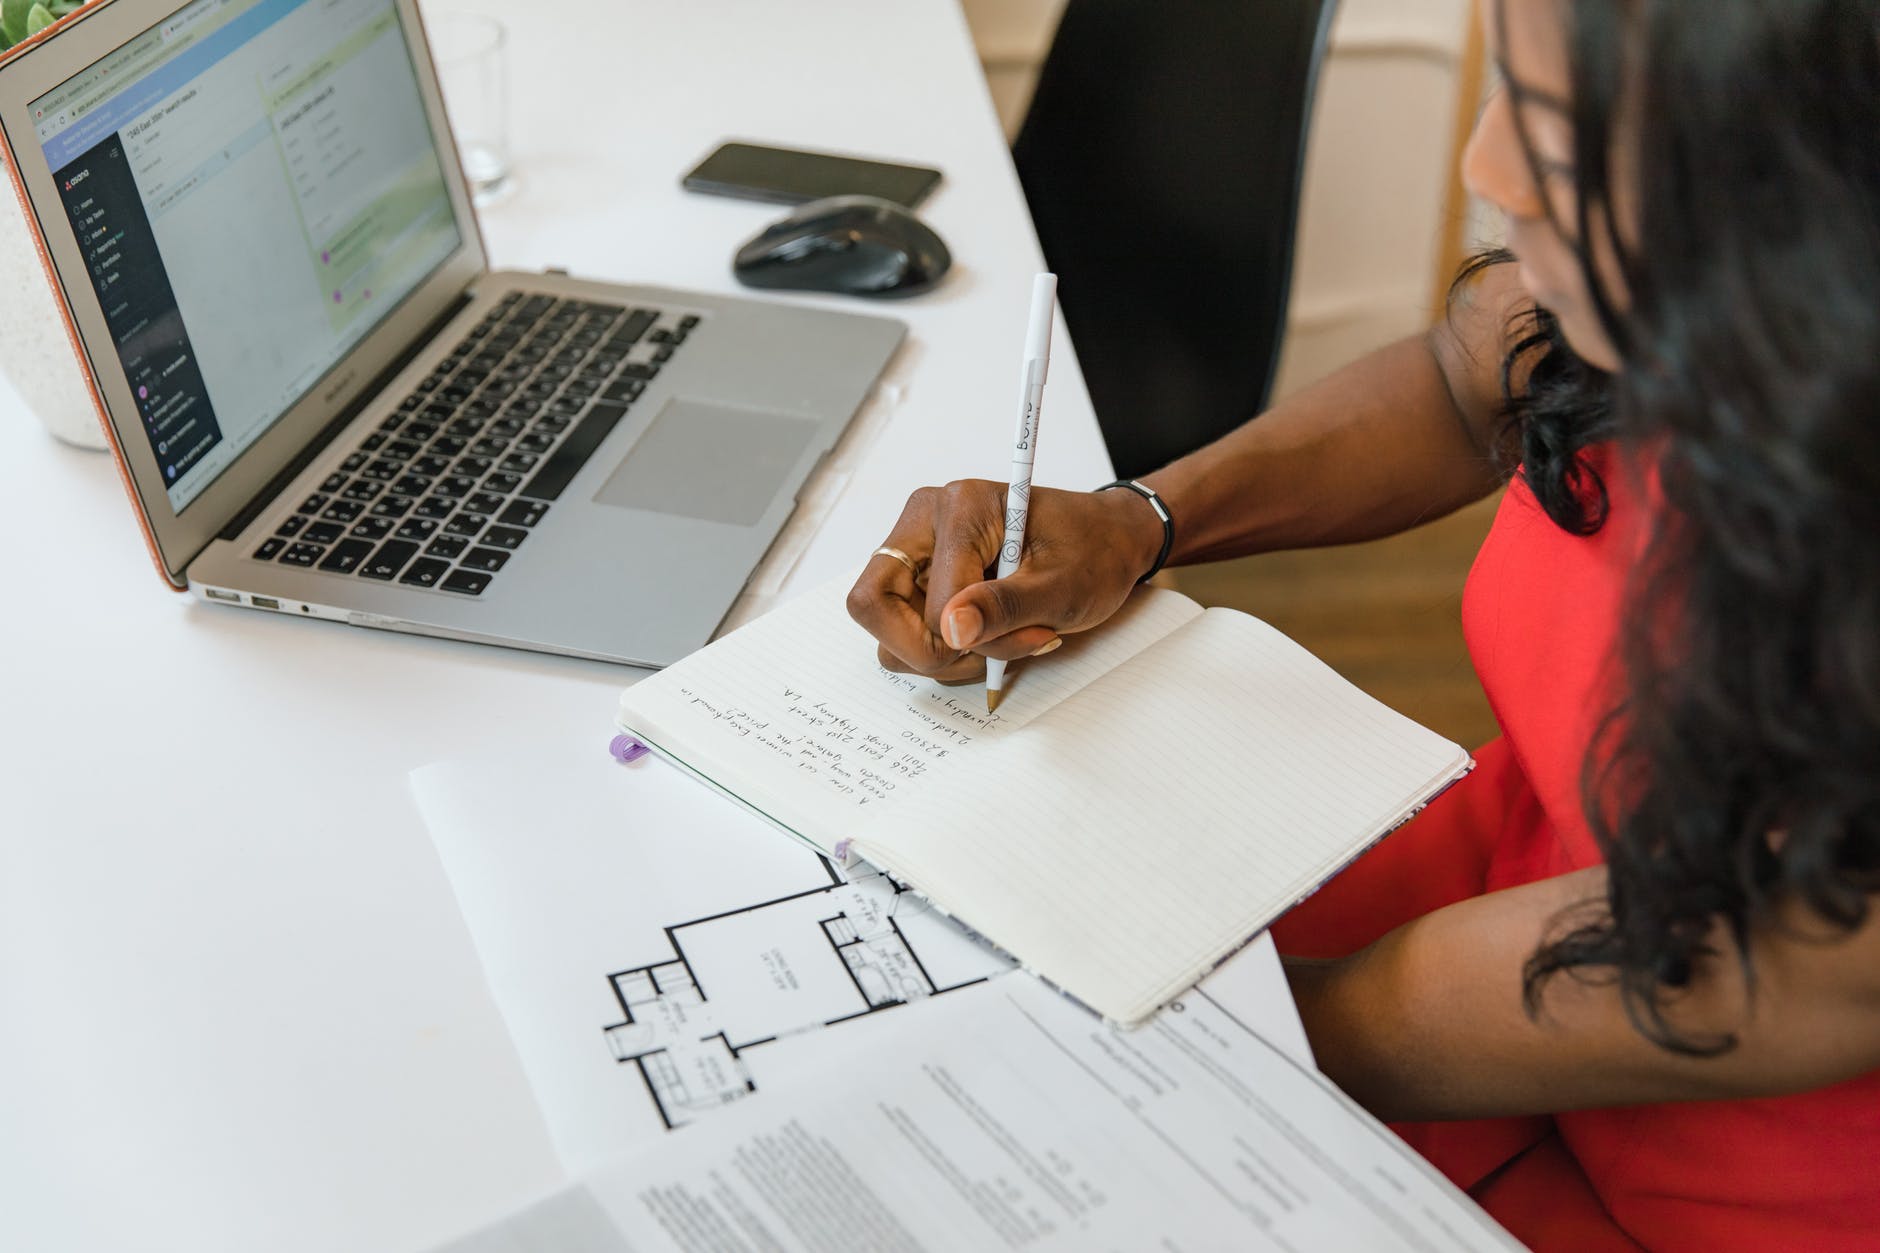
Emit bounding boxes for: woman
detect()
[845,1,1880,1248]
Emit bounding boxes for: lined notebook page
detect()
[617,581,1204,854]
[860,608,1471,1025]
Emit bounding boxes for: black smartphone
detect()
[682,141,943,209]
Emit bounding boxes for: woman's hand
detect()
[847,480,1164,682]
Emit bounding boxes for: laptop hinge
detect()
[217,290,478,542]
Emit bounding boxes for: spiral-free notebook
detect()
[616,580,1472,1026]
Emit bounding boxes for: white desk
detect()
[0,4,1277,1250]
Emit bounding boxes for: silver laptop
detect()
[0,0,904,666]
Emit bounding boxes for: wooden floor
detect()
[1167,493,1505,750]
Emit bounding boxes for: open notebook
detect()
[616,580,1471,1026]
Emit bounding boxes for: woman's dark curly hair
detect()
[1480,0,1880,1054]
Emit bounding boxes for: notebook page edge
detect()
[1105,747,1475,1025]
[613,704,851,858]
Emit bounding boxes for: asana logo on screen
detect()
[63,168,90,192]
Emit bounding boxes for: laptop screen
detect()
[29,0,461,513]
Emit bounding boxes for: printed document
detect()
[430,975,1517,1252]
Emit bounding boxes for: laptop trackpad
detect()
[592,399,820,527]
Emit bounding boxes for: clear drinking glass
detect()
[431,13,511,204]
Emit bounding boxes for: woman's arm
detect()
[849,263,1533,679]
[1136,260,1527,566]
[1289,868,1880,1122]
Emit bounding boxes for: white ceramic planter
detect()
[0,148,109,450]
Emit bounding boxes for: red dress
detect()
[1272,444,1880,1251]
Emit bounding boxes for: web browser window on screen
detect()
[33,0,461,513]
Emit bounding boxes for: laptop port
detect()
[252,596,281,610]
[204,588,240,603]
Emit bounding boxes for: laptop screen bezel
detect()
[0,0,487,586]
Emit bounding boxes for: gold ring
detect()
[872,545,923,577]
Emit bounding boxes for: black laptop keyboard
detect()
[249,291,697,595]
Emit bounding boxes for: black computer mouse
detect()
[733,195,952,298]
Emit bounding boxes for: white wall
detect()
[1276,0,1473,396]
[959,0,1480,401]
[959,0,1065,141]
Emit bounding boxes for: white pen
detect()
[985,272,1057,713]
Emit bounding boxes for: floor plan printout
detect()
[411,734,1008,1173]
[598,866,1004,1131]
[431,977,1518,1253]
[411,733,1310,1177]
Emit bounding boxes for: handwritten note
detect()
[618,579,1203,851]
[669,679,950,807]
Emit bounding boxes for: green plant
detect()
[0,0,88,51]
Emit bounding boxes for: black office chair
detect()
[1013,0,1340,480]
